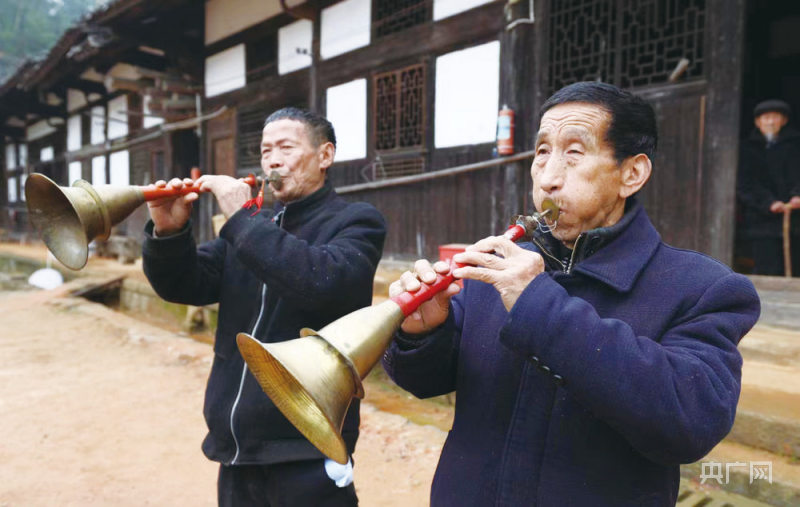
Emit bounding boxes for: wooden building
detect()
[2,0,798,269]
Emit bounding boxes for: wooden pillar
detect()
[702,0,745,265]
[0,136,8,229]
[500,0,538,222]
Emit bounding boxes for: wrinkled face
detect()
[261,119,332,204]
[532,103,629,249]
[755,111,788,140]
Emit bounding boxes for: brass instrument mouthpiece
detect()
[256,170,283,191]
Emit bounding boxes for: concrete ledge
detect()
[729,410,800,460]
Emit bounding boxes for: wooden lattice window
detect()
[374,64,425,152]
[374,0,429,39]
[548,0,706,92]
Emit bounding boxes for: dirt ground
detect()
[0,283,447,507]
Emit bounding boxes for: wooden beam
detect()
[62,78,107,95]
[117,48,168,73]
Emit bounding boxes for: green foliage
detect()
[0,0,105,82]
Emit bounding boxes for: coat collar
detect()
[272,181,335,228]
[529,199,661,293]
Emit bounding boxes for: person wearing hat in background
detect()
[737,99,800,275]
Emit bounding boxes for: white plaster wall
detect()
[5,144,15,169]
[110,151,130,186]
[433,0,494,21]
[18,145,26,167]
[205,44,247,98]
[91,106,106,145]
[92,156,106,185]
[26,120,56,142]
[40,146,54,162]
[67,89,87,112]
[143,96,164,129]
[205,0,306,45]
[321,0,371,60]
[435,41,500,148]
[7,177,16,203]
[69,161,83,185]
[326,79,367,162]
[279,20,313,75]
[108,95,129,140]
[67,115,82,151]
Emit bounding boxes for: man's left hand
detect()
[452,237,545,311]
[194,175,253,219]
[790,196,800,209]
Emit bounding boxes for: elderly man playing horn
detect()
[142,108,386,506]
[384,82,760,506]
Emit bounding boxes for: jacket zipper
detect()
[565,233,586,274]
[530,232,586,274]
[229,208,284,465]
[530,235,565,272]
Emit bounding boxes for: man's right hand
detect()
[770,200,787,214]
[388,259,461,335]
[146,178,200,236]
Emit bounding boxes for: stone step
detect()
[749,275,800,331]
[731,359,800,460]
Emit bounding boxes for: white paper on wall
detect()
[143,96,165,129]
[69,161,83,186]
[321,0,371,60]
[5,144,15,170]
[7,177,17,203]
[326,79,367,162]
[109,151,130,186]
[68,115,82,151]
[108,95,129,140]
[435,41,500,148]
[40,146,54,162]
[205,44,247,98]
[278,19,313,75]
[91,106,106,145]
[204,0,306,45]
[92,156,107,185]
[433,0,494,21]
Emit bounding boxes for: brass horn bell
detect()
[25,174,146,271]
[237,300,406,464]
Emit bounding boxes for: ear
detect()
[619,153,652,199]
[317,142,335,172]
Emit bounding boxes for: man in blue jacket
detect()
[142,108,386,506]
[384,82,760,506]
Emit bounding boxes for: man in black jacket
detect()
[142,108,387,506]
[737,99,800,275]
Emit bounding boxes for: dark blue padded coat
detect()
[383,200,760,506]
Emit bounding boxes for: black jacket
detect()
[142,182,387,465]
[737,126,800,237]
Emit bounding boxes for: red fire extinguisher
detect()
[497,105,515,156]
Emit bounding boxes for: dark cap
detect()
[754,99,791,119]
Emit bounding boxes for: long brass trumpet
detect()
[24,171,282,270]
[236,200,560,464]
